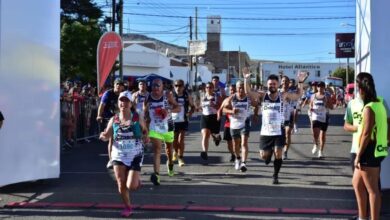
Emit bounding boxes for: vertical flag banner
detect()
[97,32,122,94]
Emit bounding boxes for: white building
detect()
[122,43,212,84]
[260,62,347,84]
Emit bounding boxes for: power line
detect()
[125,25,189,33]
[123,0,353,6]
[122,31,336,36]
[123,4,355,10]
[124,12,355,21]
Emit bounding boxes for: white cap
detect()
[118,91,132,101]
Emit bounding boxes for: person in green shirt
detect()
[352,72,388,220]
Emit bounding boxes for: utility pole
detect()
[111,0,116,31]
[346,57,349,86]
[227,51,230,84]
[118,0,123,79]
[238,46,241,79]
[189,16,193,72]
[195,7,198,88]
[110,0,116,84]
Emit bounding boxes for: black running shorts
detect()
[259,133,285,151]
[223,126,232,141]
[360,141,385,168]
[312,120,328,132]
[112,155,143,171]
[174,121,189,132]
[200,114,220,134]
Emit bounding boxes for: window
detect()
[211,20,214,24]
[316,70,321,77]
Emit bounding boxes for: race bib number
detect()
[117,139,137,152]
[152,118,169,133]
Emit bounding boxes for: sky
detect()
[94,0,356,63]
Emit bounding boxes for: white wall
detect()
[261,62,345,83]
[356,0,390,189]
[0,0,60,186]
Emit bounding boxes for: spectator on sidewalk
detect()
[352,72,388,220]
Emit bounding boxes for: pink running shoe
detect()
[120,207,132,217]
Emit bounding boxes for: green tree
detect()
[61,0,105,83]
[331,67,355,86]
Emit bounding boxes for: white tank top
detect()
[261,93,284,136]
[172,93,187,123]
[201,93,218,115]
[111,115,143,166]
[230,94,251,129]
[148,94,173,133]
[135,91,149,114]
[311,95,327,123]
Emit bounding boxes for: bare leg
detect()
[201,128,211,152]
[361,167,381,220]
[173,132,179,156]
[127,170,141,191]
[241,135,249,162]
[178,130,186,157]
[150,138,162,174]
[165,142,173,165]
[284,126,292,153]
[114,165,131,208]
[319,130,326,151]
[233,138,241,158]
[352,168,368,219]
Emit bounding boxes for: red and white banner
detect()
[96,32,122,94]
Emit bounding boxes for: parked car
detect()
[344,83,355,107]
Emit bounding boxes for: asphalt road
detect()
[1,107,390,220]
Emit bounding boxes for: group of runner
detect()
[96,69,357,217]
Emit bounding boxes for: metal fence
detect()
[60,95,101,149]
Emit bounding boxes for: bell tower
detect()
[207,16,221,52]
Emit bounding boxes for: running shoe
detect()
[272,174,279,185]
[106,160,113,169]
[120,207,132,217]
[240,162,247,172]
[311,144,318,155]
[150,173,160,186]
[178,158,185,167]
[234,159,241,170]
[200,151,208,161]
[230,154,236,163]
[167,162,174,177]
[282,151,288,160]
[318,150,324,159]
[172,152,178,162]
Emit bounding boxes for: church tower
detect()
[207,16,221,53]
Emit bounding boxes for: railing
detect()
[60,95,101,150]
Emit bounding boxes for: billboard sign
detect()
[335,33,355,58]
[188,40,206,56]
